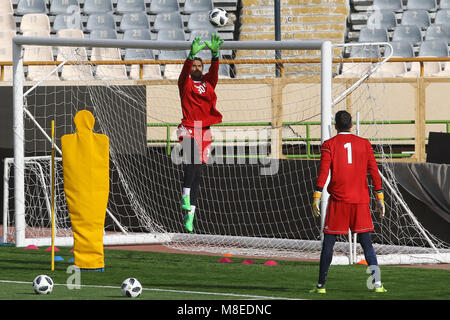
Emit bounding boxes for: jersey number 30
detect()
[344,142,352,164]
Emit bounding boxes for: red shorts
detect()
[177,125,212,164]
[323,198,374,234]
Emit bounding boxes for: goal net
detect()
[5,37,450,265]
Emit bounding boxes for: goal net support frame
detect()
[9,36,450,265]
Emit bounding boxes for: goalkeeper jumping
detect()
[177,34,224,232]
[310,110,387,294]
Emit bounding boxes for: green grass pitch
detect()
[0,246,449,301]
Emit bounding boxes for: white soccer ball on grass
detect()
[209,7,229,27]
[33,274,54,294]
[121,277,142,298]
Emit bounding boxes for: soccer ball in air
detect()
[33,275,54,294]
[121,278,142,298]
[209,8,229,27]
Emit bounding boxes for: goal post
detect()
[8,36,450,264]
[11,36,333,248]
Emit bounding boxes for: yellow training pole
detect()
[51,120,55,271]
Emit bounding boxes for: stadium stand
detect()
[401,9,431,30]
[159,49,187,79]
[53,13,83,32]
[183,0,213,14]
[0,0,14,14]
[20,13,51,33]
[434,9,450,25]
[0,29,14,81]
[441,0,450,8]
[406,0,437,12]
[86,12,116,32]
[372,0,403,12]
[392,25,423,45]
[23,32,60,81]
[0,0,238,81]
[116,0,146,14]
[156,28,186,41]
[89,28,118,39]
[50,0,80,15]
[0,13,17,31]
[187,11,216,31]
[153,11,184,31]
[149,0,180,14]
[83,0,113,15]
[366,9,397,30]
[16,0,47,15]
[56,29,94,80]
[425,24,450,43]
[91,47,128,79]
[346,0,450,77]
[358,27,389,42]
[119,11,151,32]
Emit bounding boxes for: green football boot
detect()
[309,285,326,294]
[184,213,195,232]
[374,285,388,293]
[181,195,191,211]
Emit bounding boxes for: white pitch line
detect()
[0,280,303,300]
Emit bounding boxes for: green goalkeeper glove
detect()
[205,33,224,59]
[188,36,205,60]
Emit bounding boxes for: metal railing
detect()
[147,120,450,159]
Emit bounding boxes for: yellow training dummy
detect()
[61,110,109,270]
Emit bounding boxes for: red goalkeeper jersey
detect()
[178,58,223,128]
[316,132,382,204]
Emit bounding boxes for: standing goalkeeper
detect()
[177,34,224,232]
[310,110,387,294]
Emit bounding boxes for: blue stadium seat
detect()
[83,0,113,15]
[153,11,184,31]
[387,40,415,57]
[441,0,450,9]
[119,12,150,32]
[406,0,437,12]
[358,27,389,42]
[89,28,117,39]
[183,0,213,14]
[149,0,179,14]
[50,0,80,15]
[418,40,449,57]
[401,10,431,30]
[372,0,403,12]
[434,9,450,26]
[123,28,152,40]
[405,39,448,76]
[350,45,381,58]
[189,29,217,42]
[187,11,216,31]
[53,13,82,31]
[366,10,397,31]
[158,50,187,60]
[156,28,186,41]
[16,0,47,15]
[392,25,422,45]
[425,24,450,44]
[116,0,146,14]
[86,13,116,32]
